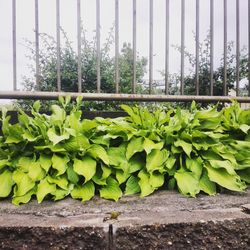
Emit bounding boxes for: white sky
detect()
[0,0,249,91]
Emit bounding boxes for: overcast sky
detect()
[0,0,249,92]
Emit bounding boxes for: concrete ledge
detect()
[0,190,249,249]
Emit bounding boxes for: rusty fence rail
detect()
[2,0,250,102]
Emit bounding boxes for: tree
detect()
[164,34,248,96]
[20,29,147,110]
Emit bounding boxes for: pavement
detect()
[0,189,249,250]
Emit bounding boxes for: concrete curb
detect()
[0,190,249,249]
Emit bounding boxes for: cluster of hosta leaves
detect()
[0,97,249,205]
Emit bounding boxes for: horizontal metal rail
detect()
[1,91,250,103]
[3,0,250,102]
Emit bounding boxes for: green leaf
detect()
[186,157,203,179]
[138,170,155,197]
[92,164,111,185]
[5,124,23,144]
[53,188,70,201]
[47,128,70,145]
[126,137,144,160]
[99,177,122,201]
[0,170,14,197]
[87,145,109,165]
[47,175,69,190]
[174,171,200,197]
[208,160,236,175]
[50,105,66,126]
[36,178,57,203]
[174,140,192,158]
[108,145,127,167]
[33,100,41,112]
[73,156,96,182]
[146,149,169,172]
[0,159,9,170]
[125,176,140,195]
[66,166,79,184]
[28,162,45,182]
[205,164,246,192]
[17,157,34,172]
[116,169,130,184]
[199,170,216,196]
[71,181,95,202]
[149,172,164,189]
[12,189,35,206]
[128,154,144,173]
[121,105,141,125]
[167,178,176,190]
[39,154,52,173]
[52,154,70,176]
[12,170,35,197]
[237,169,250,184]
[143,138,164,154]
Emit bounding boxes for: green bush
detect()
[0,97,249,205]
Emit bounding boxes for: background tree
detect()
[20,29,147,110]
[164,34,248,96]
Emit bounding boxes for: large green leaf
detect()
[28,162,46,182]
[143,138,164,155]
[71,181,95,202]
[199,170,216,196]
[149,172,164,189]
[47,175,69,190]
[138,170,155,197]
[237,169,250,184]
[92,164,111,185]
[125,176,140,195]
[73,156,96,183]
[99,177,122,201]
[36,178,57,203]
[107,145,127,167]
[0,170,14,197]
[52,154,70,176]
[146,149,169,172]
[47,128,70,145]
[39,154,52,173]
[12,189,35,206]
[174,171,200,197]
[66,166,79,184]
[12,170,35,197]
[186,157,203,179]
[5,124,23,144]
[126,137,144,160]
[87,145,109,165]
[205,164,246,192]
[174,140,192,158]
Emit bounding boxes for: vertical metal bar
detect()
[180,0,185,95]
[149,0,153,94]
[223,0,227,96]
[249,0,250,97]
[35,0,40,90]
[210,0,214,96]
[236,0,240,96]
[96,0,101,93]
[132,0,137,94]
[56,0,61,92]
[195,0,200,95]
[12,0,17,91]
[165,0,169,95]
[77,0,82,93]
[115,0,119,93]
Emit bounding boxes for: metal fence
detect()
[1,0,250,103]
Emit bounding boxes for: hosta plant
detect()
[0,97,249,205]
